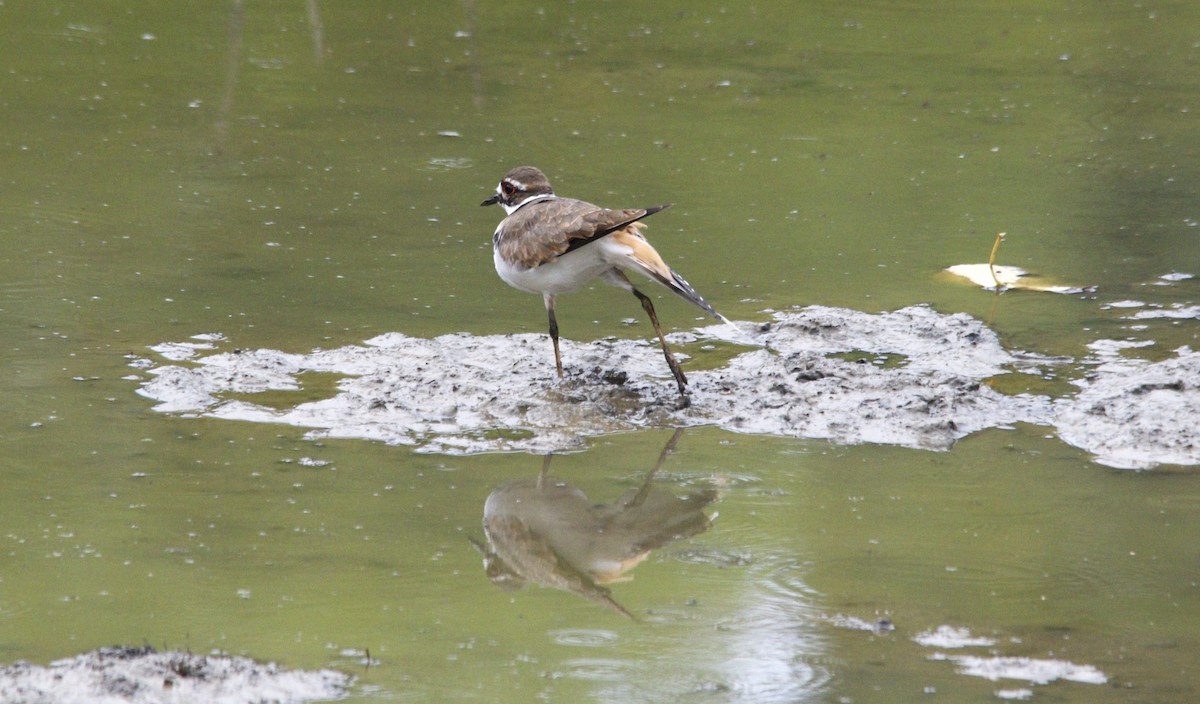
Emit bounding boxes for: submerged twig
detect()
[460,0,486,108]
[306,0,326,65]
[212,0,245,157]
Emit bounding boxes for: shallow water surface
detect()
[2,2,1199,703]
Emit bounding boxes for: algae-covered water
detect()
[2,2,1199,702]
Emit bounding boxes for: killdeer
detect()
[482,165,730,402]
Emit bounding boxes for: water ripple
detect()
[558,657,634,682]
[547,628,620,648]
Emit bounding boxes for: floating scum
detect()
[132,304,1200,469]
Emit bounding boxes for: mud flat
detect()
[0,645,350,704]
[1055,344,1200,469]
[131,305,1200,468]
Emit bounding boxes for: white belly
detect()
[493,243,616,295]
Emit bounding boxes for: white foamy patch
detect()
[929,653,1107,685]
[0,646,350,704]
[1125,304,1200,320]
[762,305,1046,377]
[1157,272,1194,282]
[138,348,306,414]
[147,342,215,362]
[129,305,1200,467]
[132,306,1055,455]
[1055,346,1200,469]
[995,688,1034,700]
[146,334,226,362]
[912,625,996,648]
[1086,338,1155,357]
[1080,338,1156,375]
[1101,299,1145,309]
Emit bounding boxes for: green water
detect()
[3,1,1199,702]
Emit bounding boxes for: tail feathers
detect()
[608,227,731,324]
[663,269,732,324]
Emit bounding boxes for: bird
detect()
[482,165,730,402]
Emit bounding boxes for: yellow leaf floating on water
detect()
[944,232,1087,294]
[943,264,1085,294]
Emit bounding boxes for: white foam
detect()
[1055,346,1200,469]
[1126,304,1200,320]
[929,653,1107,685]
[129,305,1200,468]
[132,306,1054,455]
[0,646,350,704]
[912,625,997,648]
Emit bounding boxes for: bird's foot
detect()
[673,384,691,410]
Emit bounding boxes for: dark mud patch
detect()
[129,305,1200,468]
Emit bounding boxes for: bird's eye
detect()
[501,181,517,196]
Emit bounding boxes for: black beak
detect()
[481,194,500,207]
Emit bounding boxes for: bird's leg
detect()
[544,293,563,377]
[537,453,552,490]
[632,288,689,401]
[625,428,685,508]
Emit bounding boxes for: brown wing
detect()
[564,203,672,256]
[497,197,671,269]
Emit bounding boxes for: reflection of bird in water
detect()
[469,429,717,618]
